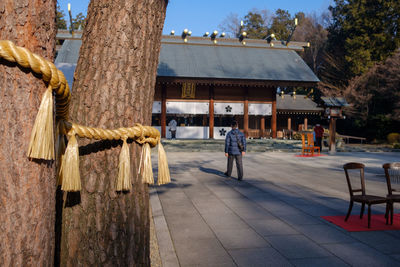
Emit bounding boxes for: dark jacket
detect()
[225,129,246,155]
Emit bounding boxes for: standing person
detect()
[168,118,177,139]
[314,123,324,149]
[224,121,246,181]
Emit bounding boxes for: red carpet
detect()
[295,154,327,157]
[322,214,400,231]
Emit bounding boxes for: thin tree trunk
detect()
[0,0,57,266]
[60,0,167,266]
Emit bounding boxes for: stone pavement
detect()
[150,151,400,267]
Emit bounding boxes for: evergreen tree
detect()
[242,12,268,39]
[328,0,400,77]
[71,12,86,30]
[270,9,293,40]
[0,1,57,265]
[59,0,168,265]
[56,3,67,29]
[344,49,400,139]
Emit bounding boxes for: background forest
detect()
[57,0,400,142]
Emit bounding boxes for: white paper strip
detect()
[152,101,161,114]
[166,101,209,114]
[248,103,272,115]
[214,102,244,115]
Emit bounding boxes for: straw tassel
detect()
[56,134,66,186]
[157,141,171,185]
[116,137,132,191]
[27,85,55,160]
[59,133,81,191]
[142,143,154,184]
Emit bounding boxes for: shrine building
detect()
[55,31,321,139]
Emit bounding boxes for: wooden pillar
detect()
[288,117,292,130]
[209,85,214,139]
[272,96,277,138]
[161,84,167,138]
[244,89,249,138]
[260,116,265,138]
[304,117,308,130]
[202,114,207,126]
[329,118,337,154]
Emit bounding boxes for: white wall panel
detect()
[166,101,209,114]
[248,103,272,115]
[165,126,209,139]
[152,101,161,114]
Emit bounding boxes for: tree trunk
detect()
[60,1,167,266]
[0,0,57,266]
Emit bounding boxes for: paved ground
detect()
[150,151,400,267]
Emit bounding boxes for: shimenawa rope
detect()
[0,40,170,191]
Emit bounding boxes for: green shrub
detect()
[387,133,400,144]
[393,143,400,149]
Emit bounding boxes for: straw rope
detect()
[1,40,170,191]
[0,40,161,149]
[0,40,70,120]
[61,121,160,147]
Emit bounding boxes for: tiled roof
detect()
[55,35,319,85]
[320,97,349,107]
[277,94,323,111]
[158,36,319,83]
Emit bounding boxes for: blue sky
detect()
[59,0,333,36]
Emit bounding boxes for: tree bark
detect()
[60,1,167,266]
[0,0,57,266]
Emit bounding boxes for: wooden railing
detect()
[246,129,272,139]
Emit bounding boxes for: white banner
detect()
[214,102,243,115]
[165,126,209,139]
[152,101,161,114]
[213,126,232,140]
[248,103,272,115]
[166,101,209,114]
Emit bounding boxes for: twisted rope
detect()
[61,121,160,147]
[1,40,170,191]
[0,40,161,148]
[0,40,70,120]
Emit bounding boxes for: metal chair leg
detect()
[345,201,353,221]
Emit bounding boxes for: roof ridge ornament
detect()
[181,29,191,43]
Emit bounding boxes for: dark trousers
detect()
[316,137,322,149]
[226,154,243,180]
[170,130,176,139]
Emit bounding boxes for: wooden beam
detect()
[288,117,291,131]
[161,84,167,138]
[157,77,318,88]
[160,35,308,51]
[244,89,249,138]
[304,117,308,130]
[272,95,277,138]
[329,118,337,154]
[260,116,265,137]
[209,85,214,139]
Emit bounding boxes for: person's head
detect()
[231,120,238,129]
